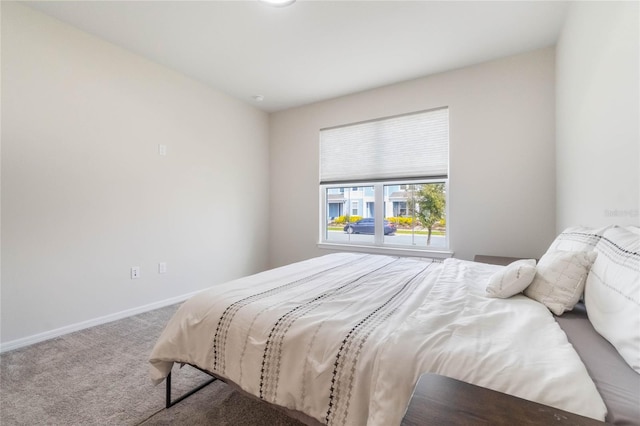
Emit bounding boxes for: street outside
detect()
[325,230,447,248]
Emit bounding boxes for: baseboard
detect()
[0,290,202,354]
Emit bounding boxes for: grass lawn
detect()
[327,226,444,236]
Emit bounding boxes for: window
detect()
[319,108,449,254]
[324,186,375,245]
[351,201,359,216]
[383,182,447,248]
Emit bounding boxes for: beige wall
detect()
[556,1,639,231]
[8,1,633,350]
[269,48,557,267]
[1,3,270,347]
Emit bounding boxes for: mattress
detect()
[556,302,640,426]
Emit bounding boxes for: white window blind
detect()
[320,108,449,184]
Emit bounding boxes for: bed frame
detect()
[164,363,324,425]
[165,365,218,409]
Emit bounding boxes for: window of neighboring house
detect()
[394,202,407,217]
[351,201,359,216]
[319,107,449,256]
[366,202,375,218]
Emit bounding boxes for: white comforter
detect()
[149,253,607,425]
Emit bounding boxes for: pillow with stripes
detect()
[585,225,640,373]
[548,225,616,252]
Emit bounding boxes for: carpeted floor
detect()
[0,304,304,425]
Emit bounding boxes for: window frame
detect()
[318,178,452,259]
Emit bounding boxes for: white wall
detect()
[556,1,639,230]
[1,3,270,347]
[269,48,557,267]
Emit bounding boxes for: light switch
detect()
[158,144,167,156]
[158,262,167,274]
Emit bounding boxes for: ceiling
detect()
[24,0,570,112]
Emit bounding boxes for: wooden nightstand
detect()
[401,374,605,426]
[473,254,531,266]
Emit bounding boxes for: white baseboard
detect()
[0,290,202,354]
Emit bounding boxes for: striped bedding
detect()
[149,252,607,425]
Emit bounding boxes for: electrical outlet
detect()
[158,262,167,274]
[131,266,141,279]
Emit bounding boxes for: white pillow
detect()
[524,250,597,315]
[585,225,640,373]
[486,259,537,298]
[548,225,615,252]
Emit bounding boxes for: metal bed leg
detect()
[165,371,218,409]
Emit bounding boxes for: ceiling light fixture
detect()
[252,95,265,102]
[259,0,296,7]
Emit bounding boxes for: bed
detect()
[149,225,640,425]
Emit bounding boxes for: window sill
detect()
[317,242,454,259]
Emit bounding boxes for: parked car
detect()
[344,218,396,235]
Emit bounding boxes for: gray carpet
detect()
[0,304,304,425]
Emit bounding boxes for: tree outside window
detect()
[408,183,446,245]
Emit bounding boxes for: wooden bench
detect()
[402,374,605,425]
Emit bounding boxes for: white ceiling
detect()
[25,0,570,112]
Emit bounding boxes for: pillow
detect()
[548,225,615,252]
[524,250,597,315]
[585,225,640,373]
[486,259,537,298]
[547,226,614,302]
